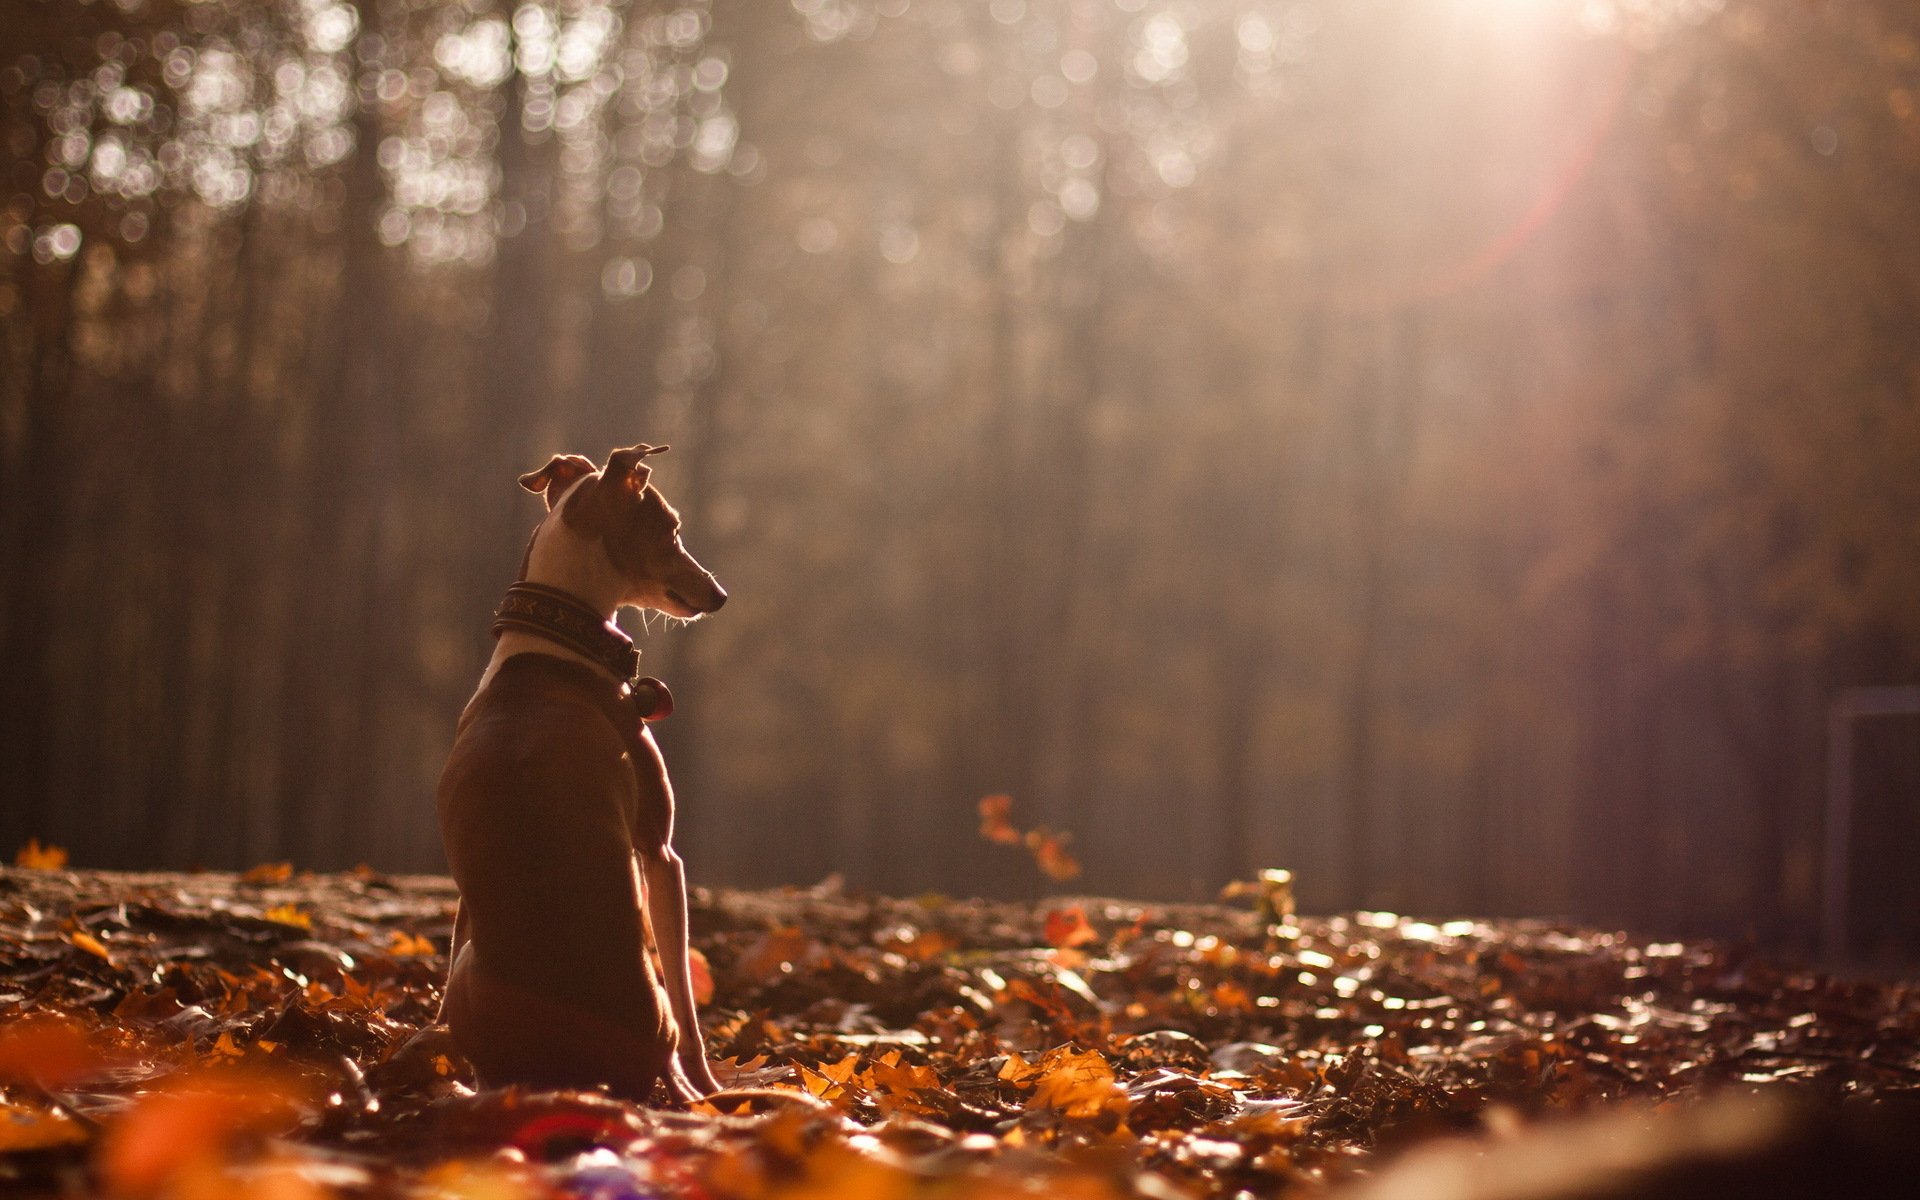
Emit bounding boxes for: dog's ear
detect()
[518,454,598,511]
[558,444,668,535]
[601,443,669,495]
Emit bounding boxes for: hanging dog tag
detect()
[629,676,673,723]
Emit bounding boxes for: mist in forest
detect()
[2,0,1917,957]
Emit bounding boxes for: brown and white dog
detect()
[437,444,726,1102]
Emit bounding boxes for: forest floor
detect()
[2,865,1918,1199]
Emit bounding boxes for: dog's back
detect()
[437,652,674,1096]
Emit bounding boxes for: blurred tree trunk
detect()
[1340,311,1422,908]
[0,258,80,853]
[277,65,392,867]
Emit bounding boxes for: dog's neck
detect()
[476,494,633,697]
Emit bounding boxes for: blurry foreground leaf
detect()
[0,1015,105,1087]
[99,1070,312,1196]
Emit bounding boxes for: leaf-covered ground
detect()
[2,865,1917,1199]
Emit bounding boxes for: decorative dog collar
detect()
[492,582,642,683]
[491,583,675,722]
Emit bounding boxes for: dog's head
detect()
[519,444,728,618]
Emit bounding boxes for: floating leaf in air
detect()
[978,793,1021,845]
[1027,828,1082,881]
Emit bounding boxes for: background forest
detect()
[2,0,1917,954]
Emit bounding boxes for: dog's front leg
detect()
[639,846,721,1096]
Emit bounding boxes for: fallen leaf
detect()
[262,904,311,930]
[735,926,815,982]
[99,1071,310,1196]
[0,1103,90,1152]
[0,1016,103,1087]
[14,839,68,870]
[884,927,959,963]
[1027,1048,1130,1124]
[241,862,294,885]
[1045,905,1100,949]
[386,930,436,957]
[866,1055,943,1118]
[999,1050,1044,1087]
[785,1137,915,1200]
[689,946,715,1005]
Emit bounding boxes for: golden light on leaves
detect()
[6,867,1920,1199]
[14,839,68,870]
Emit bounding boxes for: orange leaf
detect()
[795,1053,866,1110]
[0,1016,104,1087]
[688,946,715,1005]
[241,861,294,885]
[14,839,68,870]
[1212,981,1254,1013]
[789,1139,915,1200]
[386,930,436,957]
[99,1072,310,1196]
[1026,1048,1128,1123]
[262,904,311,930]
[997,1050,1044,1087]
[0,1102,89,1152]
[1027,829,1082,881]
[1044,905,1100,949]
[69,931,112,962]
[818,1053,862,1087]
[884,927,958,963]
[735,926,815,981]
[867,1056,943,1118]
[977,794,1021,845]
